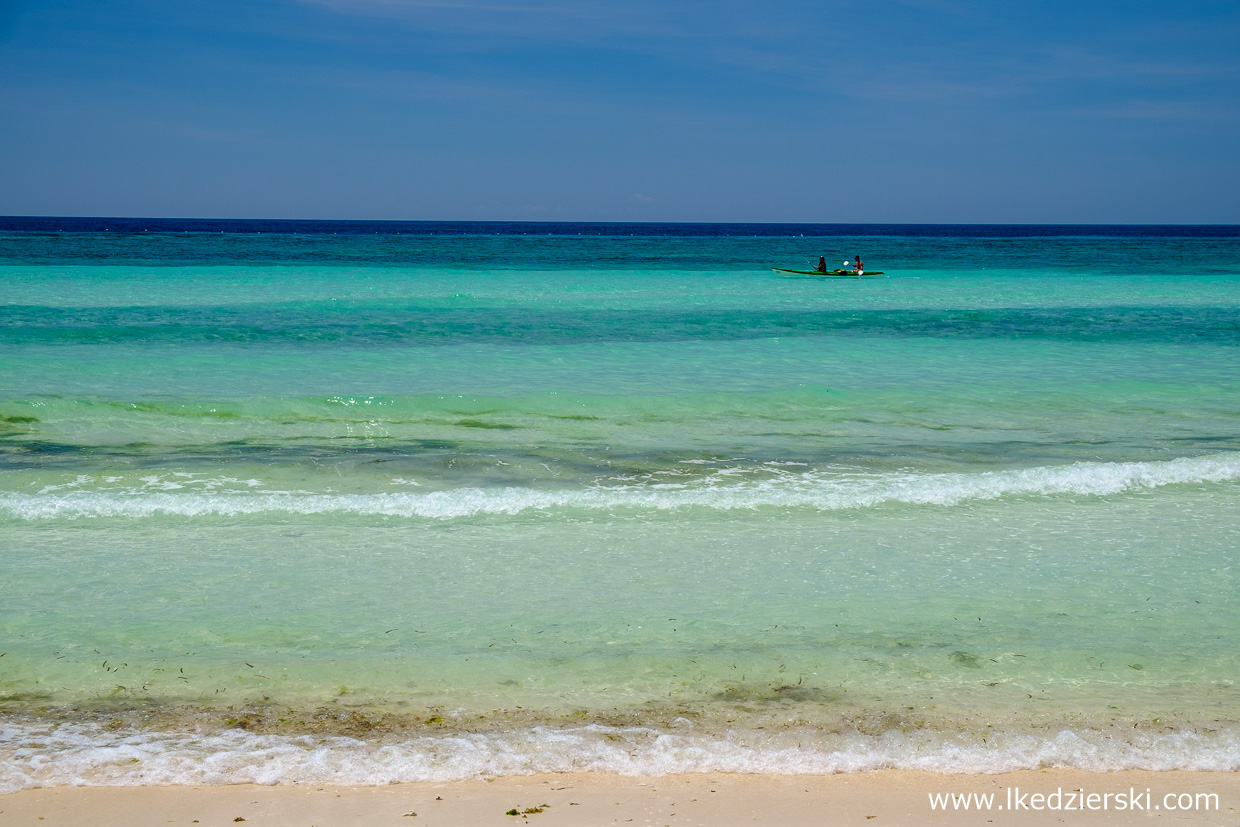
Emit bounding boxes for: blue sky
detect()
[1,0,1237,222]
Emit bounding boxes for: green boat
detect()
[772,267,885,277]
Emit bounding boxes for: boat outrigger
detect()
[772,267,885,277]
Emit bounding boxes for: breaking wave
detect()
[2,453,1238,521]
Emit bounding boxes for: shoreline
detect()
[3,770,1238,826]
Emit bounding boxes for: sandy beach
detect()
[3,771,1238,826]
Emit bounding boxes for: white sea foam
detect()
[2,453,1238,521]
[2,722,1239,792]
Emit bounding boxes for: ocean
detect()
[2,218,1239,789]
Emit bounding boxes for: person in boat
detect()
[853,256,864,275]
[814,256,828,273]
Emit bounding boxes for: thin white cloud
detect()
[293,0,680,39]
[289,0,800,46]
[277,0,1240,117]
[703,36,1239,107]
[1049,99,1236,121]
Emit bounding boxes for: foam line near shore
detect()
[3,721,1240,793]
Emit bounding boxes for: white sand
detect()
[3,770,1238,826]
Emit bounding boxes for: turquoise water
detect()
[2,222,1239,787]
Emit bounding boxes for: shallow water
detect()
[2,220,1239,789]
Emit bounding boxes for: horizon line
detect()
[4,215,1240,228]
